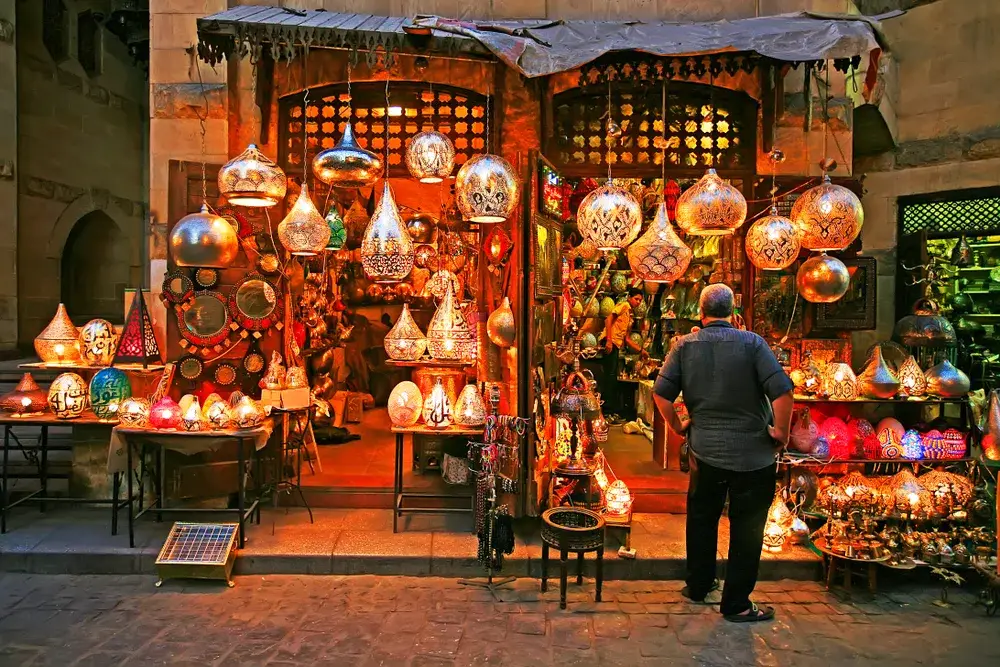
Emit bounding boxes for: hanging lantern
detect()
[388,381,423,427]
[453,384,487,426]
[149,396,181,430]
[796,252,850,303]
[924,359,970,398]
[483,226,513,269]
[34,303,81,364]
[422,378,453,429]
[455,154,520,223]
[384,304,428,361]
[791,175,863,252]
[427,283,476,361]
[675,169,747,236]
[487,297,516,348]
[745,207,801,270]
[47,372,88,419]
[312,122,384,188]
[626,201,692,282]
[821,363,858,401]
[576,184,642,250]
[218,144,287,207]
[325,207,347,251]
[405,131,455,183]
[361,182,414,283]
[278,183,330,257]
[404,212,437,244]
[79,319,118,366]
[170,205,240,268]
[117,397,150,428]
[205,400,233,430]
[857,346,900,399]
[233,396,264,428]
[897,356,927,397]
[605,480,633,516]
[89,367,132,421]
[0,373,49,416]
[893,299,957,348]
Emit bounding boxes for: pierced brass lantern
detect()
[455,154,520,223]
[312,122,384,189]
[675,169,747,236]
[218,144,287,207]
[796,252,850,303]
[626,201,692,282]
[745,206,801,271]
[791,175,864,252]
[34,303,82,364]
[405,131,455,183]
[577,184,642,251]
[384,304,428,361]
[170,205,241,268]
[361,181,414,283]
[278,183,330,257]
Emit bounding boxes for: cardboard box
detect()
[346,394,364,423]
[260,387,311,411]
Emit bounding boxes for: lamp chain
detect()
[385,76,391,167]
[194,43,209,205]
[660,78,667,201]
[606,78,612,182]
[302,51,310,185]
[771,66,779,209]
[823,60,830,166]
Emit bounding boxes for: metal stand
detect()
[268,408,314,523]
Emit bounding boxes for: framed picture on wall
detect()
[800,338,852,367]
[815,257,877,330]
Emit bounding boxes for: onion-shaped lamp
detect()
[791,175,864,252]
[181,402,206,432]
[897,356,927,397]
[455,154,520,223]
[388,381,423,427]
[118,397,150,428]
[453,384,487,426]
[626,201,692,282]
[822,362,858,401]
[34,303,82,364]
[675,169,747,236]
[89,367,132,421]
[361,181,414,283]
[0,373,49,416]
[427,283,476,362]
[79,319,118,366]
[384,304,428,361]
[422,378,453,429]
[745,206,800,270]
[205,401,232,430]
[796,253,850,303]
[405,131,455,183]
[312,122,384,189]
[577,184,642,251]
[47,372,89,419]
[486,297,516,347]
[150,396,181,430]
[218,143,287,207]
[170,205,240,268]
[278,183,330,256]
[605,480,633,516]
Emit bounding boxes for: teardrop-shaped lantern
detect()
[897,355,927,397]
[405,131,455,183]
[745,206,801,270]
[427,283,476,361]
[626,201,691,282]
[278,183,330,256]
[924,359,970,398]
[384,303,428,361]
[455,154,520,223]
[325,207,347,251]
[950,234,972,267]
[487,297,516,347]
[312,122,384,188]
[218,143,287,207]
[453,384,487,426]
[791,175,864,252]
[857,346,900,399]
[34,303,82,364]
[170,204,240,268]
[795,252,850,303]
[361,181,414,283]
[675,169,747,236]
[577,184,642,251]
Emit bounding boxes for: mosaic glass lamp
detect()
[89,367,132,421]
[150,396,181,430]
[47,372,89,419]
[384,304,428,361]
[218,143,287,207]
[361,181,414,283]
[605,480,633,516]
[405,131,455,183]
[876,417,905,459]
[117,397,150,428]
[675,169,747,236]
[453,384,487,426]
[744,206,801,270]
[576,184,642,251]
[427,283,476,362]
[455,154,520,223]
[422,378,453,429]
[79,319,118,366]
[388,381,423,427]
[897,356,927,397]
[312,122,384,189]
[278,183,330,256]
[170,205,240,268]
[791,175,863,252]
[34,303,81,364]
[0,373,49,416]
[325,207,347,251]
[886,468,930,516]
[821,363,858,401]
[205,400,233,430]
[900,429,924,460]
[626,202,692,283]
[233,396,264,428]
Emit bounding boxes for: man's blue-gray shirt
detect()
[653,321,794,472]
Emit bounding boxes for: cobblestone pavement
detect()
[0,574,997,666]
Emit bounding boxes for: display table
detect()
[110,425,271,548]
[636,379,655,425]
[391,424,482,533]
[1,412,131,534]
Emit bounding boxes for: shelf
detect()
[962,290,994,295]
[793,397,966,405]
[957,266,995,271]
[18,362,165,374]
[391,425,484,435]
[781,456,974,466]
[385,359,475,369]
[0,411,114,426]
[968,242,1000,249]
[964,313,1000,319]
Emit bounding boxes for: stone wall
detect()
[0,0,16,351]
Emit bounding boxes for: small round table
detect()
[540,507,606,609]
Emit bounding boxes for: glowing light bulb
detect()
[834,371,844,382]
[20,397,30,407]
[908,492,919,508]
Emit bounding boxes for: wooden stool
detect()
[540,507,606,609]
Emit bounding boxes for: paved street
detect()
[0,574,998,666]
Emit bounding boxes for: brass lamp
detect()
[170,205,241,268]
[626,202,692,282]
[218,144,287,207]
[405,131,455,183]
[745,206,800,270]
[34,303,81,364]
[897,356,927,397]
[576,184,642,251]
[675,169,747,236]
[791,175,863,252]
[822,363,858,401]
[422,378,453,429]
[278,183,330,256]
[361,181,414,283]
[0,374,49,416]
[455,154,520,223]
[453,384,487,426]
[384,304,428,361]
[796,253,850,303]
[312,122,383,189]
[427,283,476,362]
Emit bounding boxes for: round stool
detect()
[540,507,606,609]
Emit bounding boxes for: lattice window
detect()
[550,83,755,176]
[78,11,103,77]
[901,191,1000,237]
[280,82,490,187]
[42,0,69,63]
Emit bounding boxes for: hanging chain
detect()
[660,78,667,200]
[823,60,831,166]
[771,69,779,208]
[193,45,209,204]
[302,51,310,184]
[384,76,391,166]
[606,78,612,182]
[250,55,259,143]
[709,63,718,168]
[485,83,491,155]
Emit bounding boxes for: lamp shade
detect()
[384,304,428,361]
[605,480,633,516]
[576,184,642,251]
[422,378,453,429]
[218,143,287,207]
[455,154,520,223]
[47,372,89,419]
[34,303,81,364]
[325,207,347,251]
[745,207,801,270]
[405,131,455,183]
[361,181,414,283]
[233,396,264,428]
[388,381,423,427]
[170,205,240,268]
[791,175,863,252]
[312,122,384,189]
[675,169,747,236]
[79,319,118,366]
[626,202,692,282]
[118,397,150,428]
[897,356,927,397]
[427,283,476,361]
[89,367,132,421]
[278,183,330,257]
[113,290,162,366]
[149,396,181,430]
[453,384,487,426]
[0,373,48,416]
[795,253,850,303]
[822,363,858,401]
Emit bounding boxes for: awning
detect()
[196,7,892,78]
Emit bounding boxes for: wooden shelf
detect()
[781,455,974,466]
[793,397,966,405]
[958,266,995,271]
[0,411,114,426]
[18,362,165,374]
[385,359,475,369]
[391,424,484,435]
[969,242,1000,249]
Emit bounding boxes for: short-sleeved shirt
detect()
[608,302,633,349]
[653,320,794,472]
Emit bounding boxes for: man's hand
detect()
[768,425,789,449]
[604,341,613,354]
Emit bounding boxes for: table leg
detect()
[2,426,9,533]
[237,437,246,549]
[596,546,604,602]
[393,433,403,533]
[127,440,134,548]
[559,547,569,610]
[39,426,48,513]
[156,446,165,522]
[541,542,549,592]
[576,551,584,585]
[111,472,120,536]
[867,563,877,594]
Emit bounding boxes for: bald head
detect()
[699,284,734,321]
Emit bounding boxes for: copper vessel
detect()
[795,253,850,303]
[924,359,970,397]
[857,345,900,399]
[486,297,516,348]
[893,299,956,348]
[169,205,240,268]
[552,371,602,419]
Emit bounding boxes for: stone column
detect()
[0,0,16,352]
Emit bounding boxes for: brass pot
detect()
[857,345,900,399]
[893,299,956,348]
[553,371,602,419]
[924,359,970,398]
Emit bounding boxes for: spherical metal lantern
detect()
[675,169,747,236]
[453,384,487,426]
[404,211,437,244]
[405,130,455,183]
[170,204,241,268]
[47,372,89,419]
[89,367,132,421]
[455,154,520,223]
[791,175,864,252]
[626,202,692,282]
[79,319,118,366]
[361,182,415,283]
[278,183,330,257]
[745,207,801,271]
[795,252,850,303]
[388,381,423,427]
[577,184,642,251]
[218,144,287,207]
[312,122,384,189]
[414,244,437,269]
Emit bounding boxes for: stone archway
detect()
[60,210,132,324]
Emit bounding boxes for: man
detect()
[652,284,793,623]
[602,287,644,419]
